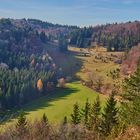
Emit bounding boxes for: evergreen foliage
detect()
[42,113,48,123]
[63,116,68,125]
[70,21,140,50]
[58,35,68,52]
[121,65,140,125]
[123,66,140,100]
[16,111,28,137]
[0,18,58,114]
[100,93,118,136]
[71,102,81,125]
[89,95,101,131]
[81,99,90,127]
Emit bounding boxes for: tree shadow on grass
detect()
[0,87,80,125]
[23,87,79,113]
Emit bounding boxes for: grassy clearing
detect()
[0,82,107,134]
[1,81,106,129]
[69,47,123,82]
[46,45,123,84]
[22,81,106,123]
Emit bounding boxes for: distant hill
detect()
[70,21,140,51]
[3,18,140,52]
[0,18,77,67]
[10,18,78,41]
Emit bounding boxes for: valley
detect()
[0,18,140,140]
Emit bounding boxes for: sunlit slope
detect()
[23,82,106,123]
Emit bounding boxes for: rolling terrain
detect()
[0,19,139,134]
[0,43,123,127]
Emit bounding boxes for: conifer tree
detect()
[71,102,81,125]
[123,66,140,101]
[121,65,140,125]
[63,116,68,125]
[42,113,49,126]
[0,89,4,121]
[81,99,90,127]
[41,113,49,132]
[7,83,14,107]
[100,93,118,136]
[40,31,47,43]
[59,116,68,140]
[33,113,50,139]
[0,88,3,109]
[16,111,28,137]
[89,95,101,131]
[59,35,68,52]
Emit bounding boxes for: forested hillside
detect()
[70,21,140,51]
[0,18,140,140]
[1,18,140,112]
[1,18,140,111]
[0,18,60,112]
[26,19,77,51]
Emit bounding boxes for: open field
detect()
[1,82,106,131]
[69,47,123,82]
[23,82,106,123]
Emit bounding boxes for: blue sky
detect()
[0,0,140,26]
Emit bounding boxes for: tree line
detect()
[70,21,140,51]
[0,68,57,110]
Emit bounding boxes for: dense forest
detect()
[0,18,63,112]
[70,21,140,51]
[0,17,81,115]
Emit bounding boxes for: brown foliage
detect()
[37,79,43,91]
[58,78,66,88]
[115,126,140,140]
[121,44,140,75]
[0,119,139,140]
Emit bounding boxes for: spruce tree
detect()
[0,88,3,109]
[16,111,28,137]
[58,35,68,52]
[123,66,140,100]
[42,113,49,126]
[0,89,4,121]
[41,113,49,136]
[59,116,68,140]
[100,93,118,136]
[121,65,140,125]
[71,102,81,125]
[89,95,101,131]
[81,99,90,127]
[63,116,68,125]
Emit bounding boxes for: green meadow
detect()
[21,81,106,123]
